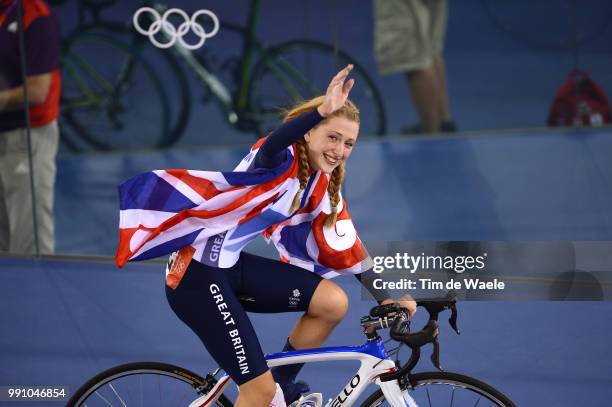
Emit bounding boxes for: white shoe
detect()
[288,392,323,407]
[269,383,287,407]
[188,375,231,407]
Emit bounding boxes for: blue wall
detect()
[55,127,612,256]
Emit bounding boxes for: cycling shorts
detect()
[165,251,323,384]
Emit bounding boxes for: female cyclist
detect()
[115,65,415,407]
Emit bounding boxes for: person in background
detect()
[374,0,457,134]
[0,0,61,254]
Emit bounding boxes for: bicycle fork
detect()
[377,379,416,407]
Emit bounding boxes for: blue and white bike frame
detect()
[191,338,412,407]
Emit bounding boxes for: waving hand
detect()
[317,64,355,117]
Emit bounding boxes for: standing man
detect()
[374,0,456,134]
[0,0,61,254]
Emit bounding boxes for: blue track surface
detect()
[1,255,612,406]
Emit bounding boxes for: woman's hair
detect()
[284,96,359,228]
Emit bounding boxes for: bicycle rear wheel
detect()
[61,29,170,151]
[360,371,516,407]
[67,361,233,407]
[248,40,386,137]
[61,21,191,151]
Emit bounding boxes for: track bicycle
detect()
[58,0,386,151]
[67,292,516,407]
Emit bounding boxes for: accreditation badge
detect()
[165,246,195,289]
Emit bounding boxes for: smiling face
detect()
[304,116,359,174]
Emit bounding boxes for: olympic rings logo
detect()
[133,7,219,50]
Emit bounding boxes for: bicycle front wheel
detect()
[67,362,233,407]
[248,40,386,137]
[360,371,516,407]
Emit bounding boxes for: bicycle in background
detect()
[58,0,386,151]
[67,292,516,407]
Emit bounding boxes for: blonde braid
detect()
[289,139,310,213]
[324,162,345,228]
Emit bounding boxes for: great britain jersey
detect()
[115,137,373,279]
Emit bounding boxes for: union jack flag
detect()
[115,138,372,278]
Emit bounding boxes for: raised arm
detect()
[254,109,324,169]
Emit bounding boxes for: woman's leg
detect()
[165,259,276,407]
[236,252,349,402]
[235,252,349,348]
[235,371,276,407]
[287,279,349,348]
